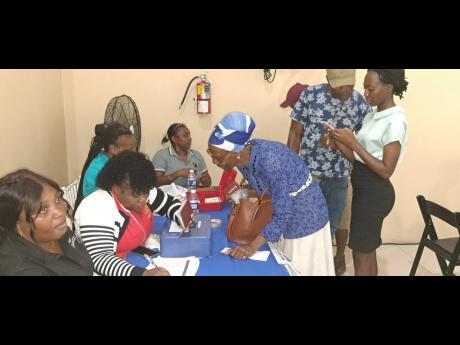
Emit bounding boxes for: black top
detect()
[0,229,94,276]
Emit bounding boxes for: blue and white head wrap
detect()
[208,112,256,152]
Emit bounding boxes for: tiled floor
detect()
[336,244,460,276]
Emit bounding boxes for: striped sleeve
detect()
[147,187,183,227]
[75,193,145,276]
[78,225,144,276]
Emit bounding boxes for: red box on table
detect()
[187,169,237,212]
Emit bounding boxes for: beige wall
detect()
[62,69,460,243]
[0,69,68,185]
[62,69,327,181]
[3,69,460,243]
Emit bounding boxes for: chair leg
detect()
[445,261,457,276]
[435,254,449,276]
[410,242,425,276]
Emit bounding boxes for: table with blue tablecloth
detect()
[126,203,288,276]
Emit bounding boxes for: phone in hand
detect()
[132,246,160,257]
[319,120,335,130]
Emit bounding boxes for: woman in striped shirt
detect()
[74,151,185,276]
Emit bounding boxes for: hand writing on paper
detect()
[143,267,170,276]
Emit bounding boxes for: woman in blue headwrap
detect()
[208,112,335,275]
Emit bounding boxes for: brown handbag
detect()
[226,186,273,245]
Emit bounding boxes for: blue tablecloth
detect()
[126,203,288,276]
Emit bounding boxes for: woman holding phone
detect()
[328,69,409,276]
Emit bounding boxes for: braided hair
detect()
[74,122,133,214]
[368,69,409,99]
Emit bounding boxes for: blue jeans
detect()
[313,176,348,237]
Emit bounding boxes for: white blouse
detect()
[354,105,408,164]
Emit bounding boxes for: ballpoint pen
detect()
[143,254,158,269]
[182,259,190,276]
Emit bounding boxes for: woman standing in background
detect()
[329,69,409,276]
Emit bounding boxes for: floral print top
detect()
[290,84,371,178]
[238,139,329,242]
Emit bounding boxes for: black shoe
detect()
[334,255,346,276]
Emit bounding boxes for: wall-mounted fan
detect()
[104,94,141,151]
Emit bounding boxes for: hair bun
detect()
[94,123,108,137]
[161,134,169,145]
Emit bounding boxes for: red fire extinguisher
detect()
[196,74,211,114]
[179,73,211,115]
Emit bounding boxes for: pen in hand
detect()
[144,254,158,269]
[182,259,190,276]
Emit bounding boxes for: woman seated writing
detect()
[74,151,186,276]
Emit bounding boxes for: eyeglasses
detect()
[120,183,149,202]
[132,191,149,202]
[207,149,229,163]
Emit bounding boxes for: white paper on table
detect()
[144,233,161,250]
[220,247,270,261]
[249,251,270,261]
[146,256,200,276]
[159,183,188,199]
[221,247,231,254]
[205,197,221,203]
[169,221,183,233]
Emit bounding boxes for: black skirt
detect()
[349,161,395,253]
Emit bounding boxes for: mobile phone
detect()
[319,120,334,130]
[132,246,160,257]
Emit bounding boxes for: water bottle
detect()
[189,189,199,216]
[187,169,197,192]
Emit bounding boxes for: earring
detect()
[17,224,24,238]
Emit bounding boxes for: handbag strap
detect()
[240,177,268,204]
[258,188,268,203]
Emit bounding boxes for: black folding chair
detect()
[410,195,460,276]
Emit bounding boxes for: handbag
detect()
[226,183,273,245]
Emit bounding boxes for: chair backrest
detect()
[61,177,81,211]
[417,195,460,239]
[411,196,460,275]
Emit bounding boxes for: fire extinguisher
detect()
[179,73,211,115]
